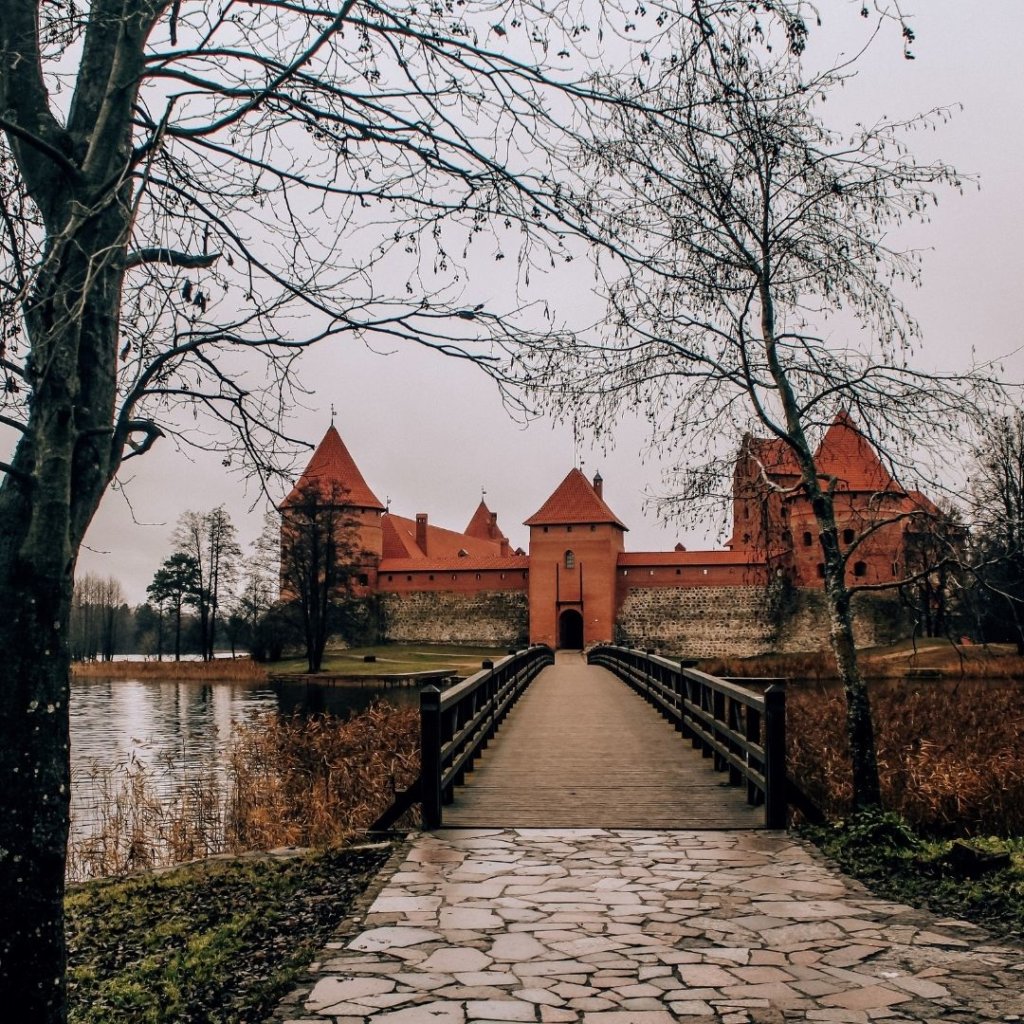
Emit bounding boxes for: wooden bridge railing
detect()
[418,644,554,828]
[588,645,787,828]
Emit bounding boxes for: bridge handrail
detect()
[587,645,787,829]
[418,644,554,828]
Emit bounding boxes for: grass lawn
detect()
[66,842,396,1024]
[270,642,510,678]
[803,812,1024,943]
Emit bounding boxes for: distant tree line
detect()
[75,494,379,664]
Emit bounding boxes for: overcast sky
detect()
[73,1,1024,604]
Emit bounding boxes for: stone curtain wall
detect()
[381,591,529,647]
[616,585,911,657]
[775,589,910,652]
[615,586,778,658]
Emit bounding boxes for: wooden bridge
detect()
[386,645,790,832]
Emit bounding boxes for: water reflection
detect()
[69,675,422,849]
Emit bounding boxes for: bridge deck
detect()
[444,652,761,829]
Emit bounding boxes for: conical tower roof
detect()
[464,499,508,543]
[814,411,896,493]
[524,467,627,529]
[281,425,385,510]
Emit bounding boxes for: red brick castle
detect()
[282,414,936,655]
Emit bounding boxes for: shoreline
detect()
[72,658,269,682]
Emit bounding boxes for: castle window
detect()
[622,569,628,576]
[675,568,681,575]
[590,524,596,531]
[567,525,573,533]
[451,574,457,580]
[816,563,825,578]
[803,531,813,547]
[500,572,505,579]
[476,573,482,580]
[522,572,527,579]
[742,533,751,544]
[853,561,867,577]
[564,550,576,569]
[843,528,855,544]
[428,574,434,581]
[358,574,368,586]
[406,575,412,582]
[649,569,655,576]
[543,526,548,533]
[387,574,393,582]
[781,530,792,544]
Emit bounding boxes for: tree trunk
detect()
[174,601,183,661]
[814,495,883,809]
[0,557,73,1020]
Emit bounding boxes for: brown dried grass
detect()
[227,702,420,848]
[72,658,269,682]
[67,701,419,880]
[788,678,1024,835]
[702,642,1024,681]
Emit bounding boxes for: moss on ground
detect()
[65,841,396,1024]
[802,810,1024,942]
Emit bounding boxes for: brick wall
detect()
[380,590,529,646]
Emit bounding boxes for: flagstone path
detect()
[271,828,1024,1024]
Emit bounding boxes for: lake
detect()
[69,674,422,872]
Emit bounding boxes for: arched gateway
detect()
[558,609,584,649]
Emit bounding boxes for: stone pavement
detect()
[272,829,1024,1024]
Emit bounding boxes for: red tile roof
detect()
[379,555,530,572]
[905,490,940,516]
[814,411,896,493]
[745,435,802,477]
[281,425,385,510]
[464,500,508,544]
[383,513,506,560]
[618,550,760,567]
[524,468,627,529]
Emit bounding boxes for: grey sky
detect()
[73,1,1024,604]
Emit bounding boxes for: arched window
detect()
[853,561,868,577]
[816,562,825,578]
[843,528,855,545]
[564,550,576,569]
[803,531,813,547]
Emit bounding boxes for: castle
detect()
[281,413,936,656]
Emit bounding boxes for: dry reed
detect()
[227,702,420,849]
[67,701,419,880]
[788,678,1024,835]
[72,658,268,682]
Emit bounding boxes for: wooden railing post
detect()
[420,685,442,829]
[764,683,787,829]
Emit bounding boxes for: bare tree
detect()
[280,480,363,672]
[964,411,1024,653]
[0,0,883,1014]
[174,506,242,660]
[519,15,1001,809]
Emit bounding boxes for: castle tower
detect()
[525,468,627,648]
[280,425,386,588]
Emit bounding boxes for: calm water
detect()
[69,675,421,853]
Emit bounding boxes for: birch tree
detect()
[519,13,999,809]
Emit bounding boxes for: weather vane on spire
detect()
[481,485,487,499]
[330,402,336,424]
